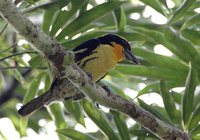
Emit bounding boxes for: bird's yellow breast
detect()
[79,44,119,82]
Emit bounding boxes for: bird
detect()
[18,34,140,116]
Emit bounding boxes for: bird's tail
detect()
[18,90,54,116]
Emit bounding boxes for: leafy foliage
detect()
[0,0,200,139]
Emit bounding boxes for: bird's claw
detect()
[95,103,101,109]
[102,85,112,96]
[86,72,93,82]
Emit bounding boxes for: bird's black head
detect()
[98,34,131,50]
[97,34,140,64]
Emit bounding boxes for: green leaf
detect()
[0,72,4,89]
[139,0,166,16]
[181,29,200,46]
[105,80,128,99]
[190,1,200,10]
[115,65,187,81]
[50,0,87,36]
[182,63,198,129]
[11,69,25,84]
[138,98,172,125]
[22,1,58,13]
[28,55,44,69]
[49,11,69,36]
[2,61,25,83]
[138,81,182,96]
[130,27,156,42]
[138,82,160,96]
[131,27,184,60]
[44,72,52,92]
[23,72,44,104]
[56,1,125,40]
[171,91,183,105]
[193,89,200,107]
[118,31,148,42]
[113,6,126,32]
[47,103,67,140]
[134,48,188,72]
[192,135,200,140]
[82,99,119,140]
[181,13,200,30]
[42,9,55,33]
[42,0,70,33]
[160,80,180,124]
[189,103,200,131]
[164,27,200,64]
[48,103,67,129]
[57,128,97,140]
[129,128,158,139]
[64,100,85,126]
[111,110,130,140]
[19,117,28,136]
[15,56,28,67]
[78,0,89,15]
[169,0,197,24]
[191,124,200,135]
[27,0,36,5]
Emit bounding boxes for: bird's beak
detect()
[125,49,140,64]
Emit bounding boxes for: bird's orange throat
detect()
[111,42,125,62]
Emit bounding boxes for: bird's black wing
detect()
[73,39,100,63]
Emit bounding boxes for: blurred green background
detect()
[0,0,200,139]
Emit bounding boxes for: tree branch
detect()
[0,0,191,139]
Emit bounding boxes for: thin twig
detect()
[0,66,47,70]
[0,51,38,62]
[22,1,57,13]
[0,22,8,35]
[0,43,18,54]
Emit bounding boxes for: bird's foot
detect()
[95,103,101,109]
[102,85,112,96]
[86,72,93,82]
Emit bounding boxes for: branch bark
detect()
[0,0,191,139]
